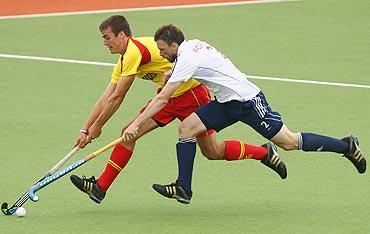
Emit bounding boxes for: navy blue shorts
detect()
[195,92,283,140]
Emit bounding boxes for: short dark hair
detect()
[99,15,132,37]
[154,24,185,45]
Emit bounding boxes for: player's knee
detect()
[178,123,195,138]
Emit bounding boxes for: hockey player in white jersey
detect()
[123,24,366,204]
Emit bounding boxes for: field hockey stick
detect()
[27,137,123,202]
[1,147,80,215]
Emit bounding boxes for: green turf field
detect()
[1,0,369,233]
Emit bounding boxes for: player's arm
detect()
[74,83,116,148]
[81,83,117,130]
[87,74,135,140]
[123,81,182,140]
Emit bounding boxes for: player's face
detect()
[156,40,178,63]
[101,27,127,54]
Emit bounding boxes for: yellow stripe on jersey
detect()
[110,37,199,97]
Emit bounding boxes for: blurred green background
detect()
[0,0,369,233]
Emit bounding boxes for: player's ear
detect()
[170,42,179,50]
[119,31,126,38]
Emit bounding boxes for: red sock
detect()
[97,144,132,192]
[224,140,267,161]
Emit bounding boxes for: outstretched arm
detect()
[123,81,182,140]
[86,75,135,142]
[74,83,116,148]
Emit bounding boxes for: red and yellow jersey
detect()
[111,37,199,97]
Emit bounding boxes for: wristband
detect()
[79,129,88,135]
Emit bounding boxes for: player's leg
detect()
[95,117,159,192]
[70,117,159,203]
[71,98,177,203]
[271,124,345,152]
[271,125,366,173]
[249,92,366,174]
[197,132,267,161]
[70,95,181,203]
[175,102,244,193]
[176,112,207,193]
[189,94,288,181]
[237,91,346,154]
[269,124,298,150]
[195,98,286,177]
[152,85,208,203]
[152,113,205,204]
[196,132,224,160]
[173,85,274,162]
[196,133,286,179]
[153,100,287,204]
[173,112,275,190]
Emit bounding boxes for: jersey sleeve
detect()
[121,45,142,77]
[110,43,142,84]
[110,56,122,84]
[167,52,198,83]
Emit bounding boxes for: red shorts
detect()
[140,84,214,136]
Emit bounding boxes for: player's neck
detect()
[119,37,130,55]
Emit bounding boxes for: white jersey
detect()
[168,39,261,103]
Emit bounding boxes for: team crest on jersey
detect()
[141,73,157,80]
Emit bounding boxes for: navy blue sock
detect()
[300,132,348,153]
[176,138,196,194]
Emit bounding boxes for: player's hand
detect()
[162,70,172,85]
[123,124,139,141]
[84,124,102,145]
[74,133,88,148]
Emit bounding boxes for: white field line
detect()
[0,0,302,20]
[1,53,369,89]
[0,53,114,67]
[248,75,370,89]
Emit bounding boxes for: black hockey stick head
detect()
[1,202,17,215]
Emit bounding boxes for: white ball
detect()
[16,207,27,217]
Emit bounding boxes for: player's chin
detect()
[108,48,117,54]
